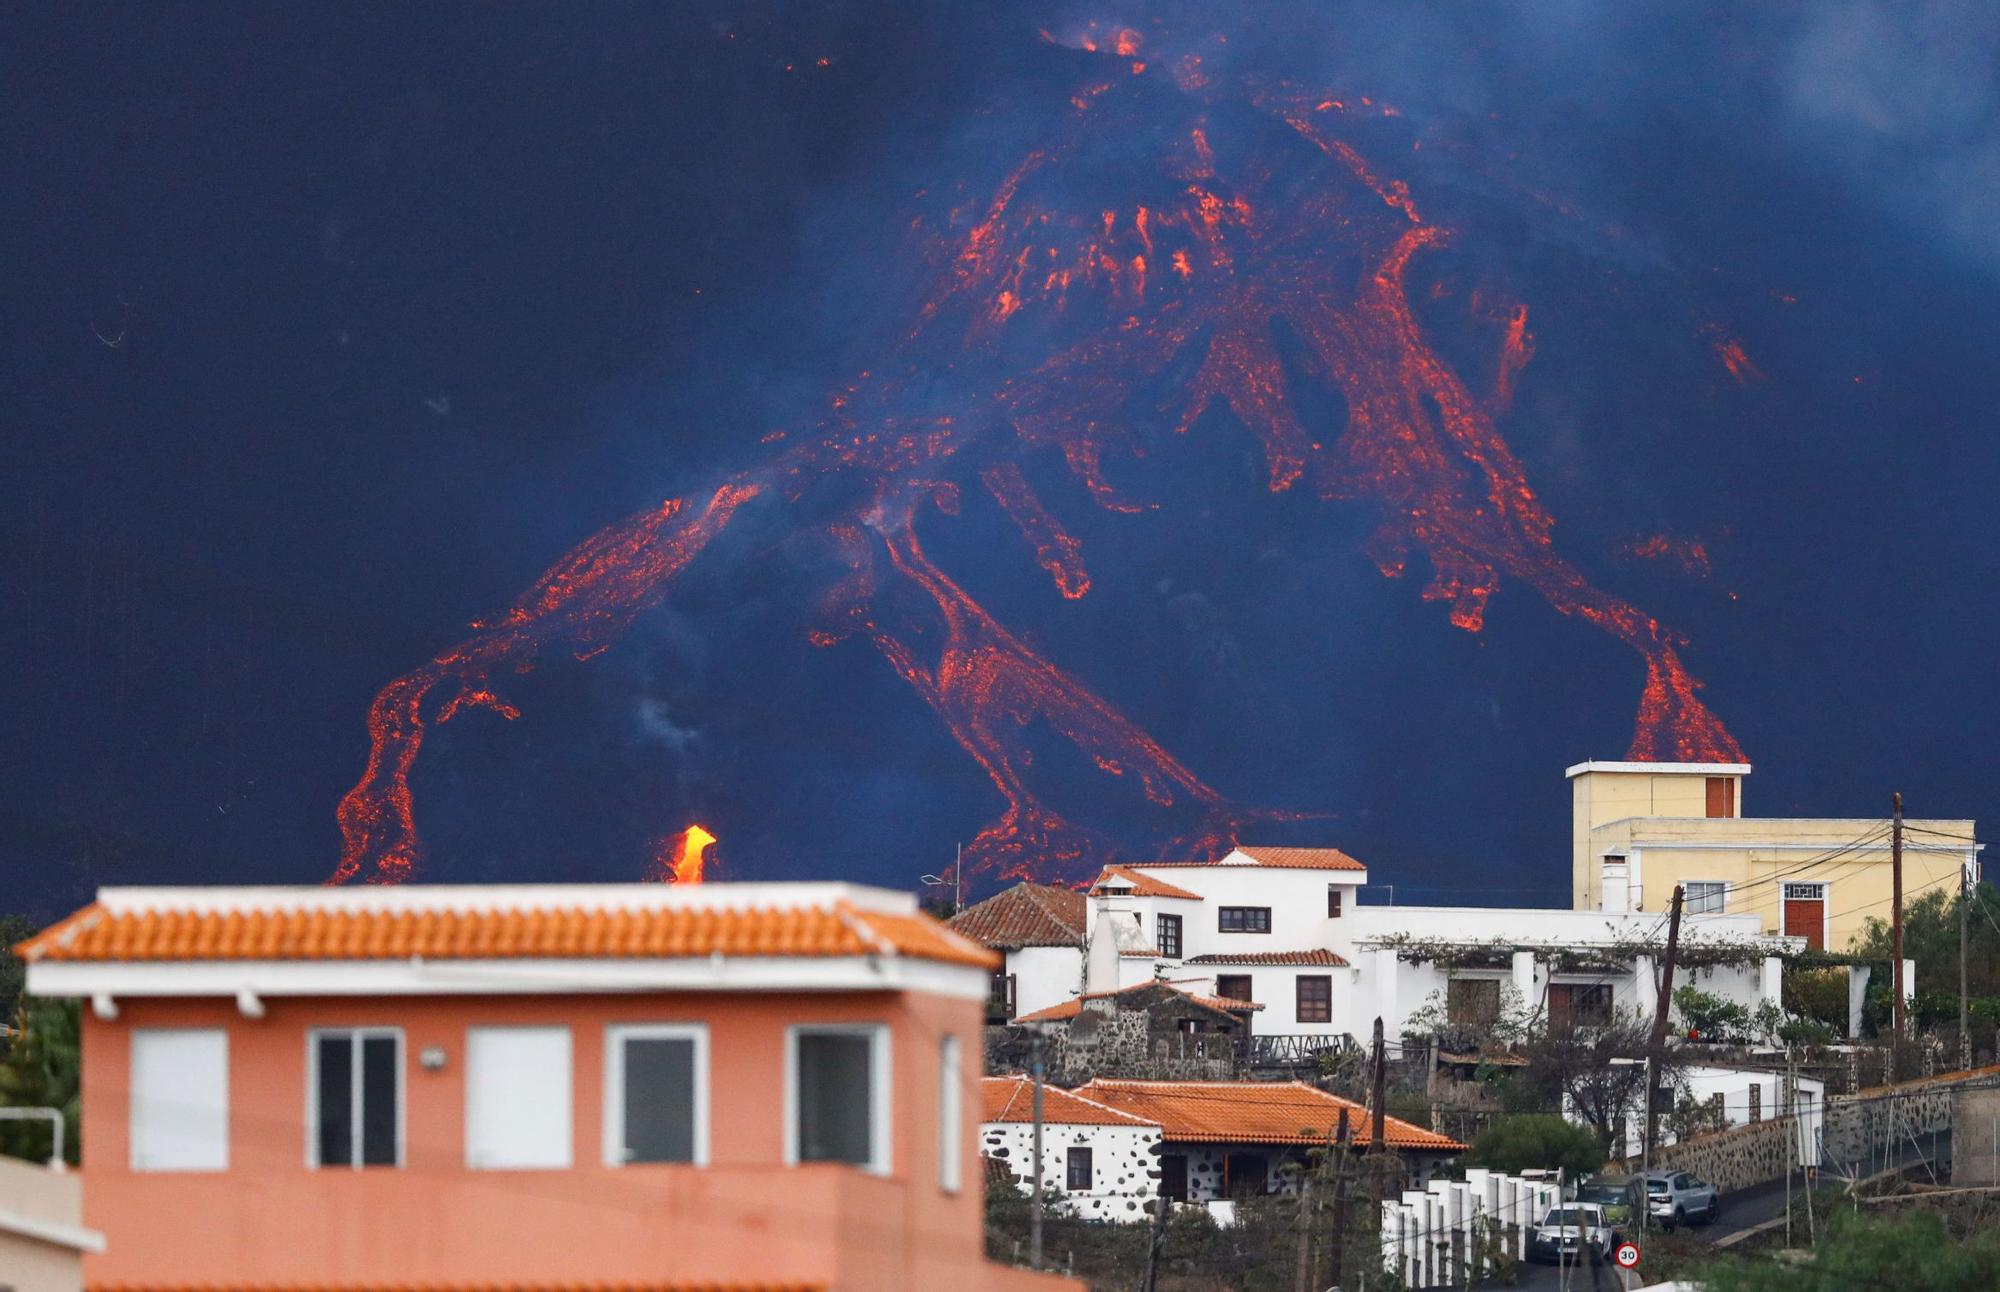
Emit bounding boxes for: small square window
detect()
[1686,882,1727,915]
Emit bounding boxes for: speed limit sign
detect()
[1613,1241,1642,1269]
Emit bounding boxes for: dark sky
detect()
[6,2,1998,918]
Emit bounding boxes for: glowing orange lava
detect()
[334,28,1743,886]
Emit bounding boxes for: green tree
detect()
[1695,1207,2000,1291]
[1465,1113,1605,1178]
[0,996,81,1166]
[0,913,35,1032]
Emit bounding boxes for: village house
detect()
[951,844,1804,1058]
[978,1076,1466,1221]
[1008,979,1256,1082]
[1568,760,1982,950]
[16,881,1083,1292]
[948,881,1086,1022]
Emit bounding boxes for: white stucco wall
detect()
[980,1120,1162,1222]
[1007,944,1086,1019]
[1601,1065,1826,1163]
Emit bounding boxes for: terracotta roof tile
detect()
[1088,866,1204,901]
[1231,847,1368,872]
[1184,949,1351,967]
[19,897,997,970]
[1124,848,1368,873]
[1073,1079,1465,1151]
[947,883,1086,948]
[981,1075,1160,1127]
[1014,980,1262,1023]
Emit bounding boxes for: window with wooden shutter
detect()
[1705,777,1735,818]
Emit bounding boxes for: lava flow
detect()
[334,24,1743,886]
[655,825,717,884]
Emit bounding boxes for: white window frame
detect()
[464,1025,573,1171]
[784,1023,891,1175]
[602,1023,709,1167]
[1684,881,1728,916]
[938,1034,963,1194]
[130,1027,229,1172]
[305,1027,406,1169]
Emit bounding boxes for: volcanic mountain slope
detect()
[334,24,1741,887]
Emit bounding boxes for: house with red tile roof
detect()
[18,882,1082,1292]
[951,844,1799,1067]
[946,882,1084,1023]
[975,1075,1464,1220]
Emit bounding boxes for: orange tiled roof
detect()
[92,1284,825,1292]
[1088,866,1204,901]
[981,1075,1160,1127]
[948,882,1086,948]
[1074,1079,1465,1151]
[1127,847,1369,873]
[1014,979,1263,1023]
[1231,846,1368,872]
[18,898,997,970]
[1184,949,1351,967]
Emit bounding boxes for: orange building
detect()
[18,882,1081,1292]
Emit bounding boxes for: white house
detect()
[980,1075,1164,1222]
[948,882,1086,1021]
[958,845,1801,1053]
[979,1076,1465,1221]
[1594,1063,1827,1164]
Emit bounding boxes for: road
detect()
[1502,1129,1951,1291]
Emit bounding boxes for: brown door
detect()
[1705,777,1735,818]
[1782,899,1823,950]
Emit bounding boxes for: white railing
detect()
[1379,1170,1562,1289]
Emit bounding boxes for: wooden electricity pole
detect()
[1643,884,1686,1162]
[1892,792,1906,1040]
[1370,1016,1387,1153]
[1029,1036,1046,1270]
[1140,1191,1170,1292]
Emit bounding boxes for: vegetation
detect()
[1695,1207,2000,1291]
[0,996,81,1166]
[1464,1113,1603,1178]
[1673,983,1755,1043]
[1852,882,2000,1047]
[0,913,33,1026]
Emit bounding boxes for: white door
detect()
[466,1026,572,1169]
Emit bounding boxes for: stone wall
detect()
[1635,1066,1995,1193]
[1951,1086,2000,1186]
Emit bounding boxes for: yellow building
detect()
[1569,761,1980,952]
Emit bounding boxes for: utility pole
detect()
[1370,1016,1387,1153]
[1892,792,1906,1041]
[1293,1171,1315,1292]
[1029,1035,1045,1271]
[1961,855,1973,1071]
[1140,1191,1170,1292]
[1643,884,1686,1165]
[1328,1106,1352,1289]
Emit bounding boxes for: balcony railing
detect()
[1248,1032,1359,1066]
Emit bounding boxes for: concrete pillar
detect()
[1635,954,1657,1020]
[1903,958,1918,1005]
[1848,964,1872,1040]
[1760,956,1784,1012]
[1375,946,1400,1032]
[1511,950,1538,1019]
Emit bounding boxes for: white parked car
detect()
[1531,1202,1619,1264]
[1644,1170,1720,1228]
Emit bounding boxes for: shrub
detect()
[1465,1113,1604,1179]
[1674,984,1754,1043]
